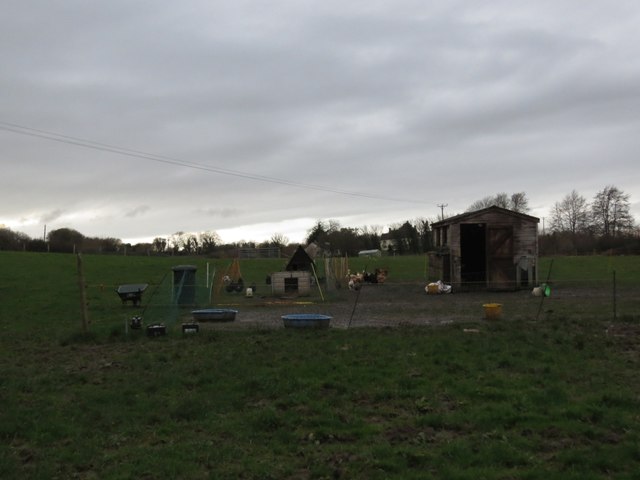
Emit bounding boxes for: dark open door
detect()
[487,226,515,289]
[284,277,299,293]
[460,223,486,285]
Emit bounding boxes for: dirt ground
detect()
[194,283,561,330]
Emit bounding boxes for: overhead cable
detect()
[0,120,430,205]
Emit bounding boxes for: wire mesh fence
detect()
[4,252,637,339]
[100,273,640,332]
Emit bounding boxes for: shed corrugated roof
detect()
[431,205,540,227]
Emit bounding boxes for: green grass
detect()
[538,255,640,285]
[1,251,640,478]
[2,322,640,478]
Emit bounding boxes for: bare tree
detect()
[168,231,186,253]
[199,231,220,254]
[467,192,529,213]
[415,217,434,252]
[549,190,590,234]
[305,219,341,247]
[360,225,383,250]
[362,224,383,237]
[269,233,289,248]
[591,185,634,236]
[493,192,510,209]
[327,220,341,234]
[152,237,167,253]
[510,192,529,213]
[467,195,495,212]
[183,234,199,254]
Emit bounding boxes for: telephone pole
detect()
[437,203,448,220]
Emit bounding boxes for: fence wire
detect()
[96,274,640,332]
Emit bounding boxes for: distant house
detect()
[379,233,396,253]
[429,206,539,290]
[380,221,419,254]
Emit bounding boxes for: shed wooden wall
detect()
[431,209,538,289]
[448,210,538,257]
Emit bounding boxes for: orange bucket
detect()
[483,303,503,320]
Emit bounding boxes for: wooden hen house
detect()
[429,206,540,290]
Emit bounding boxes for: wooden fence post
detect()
[77,253,90,333]
[612,270,617,322]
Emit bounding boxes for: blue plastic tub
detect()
[191,308,238,322]
[282,314,332,329]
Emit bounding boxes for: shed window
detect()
[442,227,448,246]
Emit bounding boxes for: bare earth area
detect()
[193,283,563,330]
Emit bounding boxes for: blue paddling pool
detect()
[282,314,332,329]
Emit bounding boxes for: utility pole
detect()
[437,203,448,221]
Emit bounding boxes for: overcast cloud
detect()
[2,0,639,244]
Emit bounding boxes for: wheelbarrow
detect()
[116,283,149,307]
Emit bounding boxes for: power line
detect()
[0,120,432,206]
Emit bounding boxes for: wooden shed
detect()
[429,206,540,290]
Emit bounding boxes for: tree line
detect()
[1,185,637,256]
[0,219,432,257]
[543,185,638,254]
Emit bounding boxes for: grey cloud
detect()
[40,209,66,223]
[125,205,151,218]
[198,207,242,218]
[1,1,639,242]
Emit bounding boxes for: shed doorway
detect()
[460,223,486,284]
[284,277,299,293]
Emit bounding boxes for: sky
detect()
[2,0,640,245]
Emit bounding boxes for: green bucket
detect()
[541,283,551,297]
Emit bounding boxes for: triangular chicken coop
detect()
[271,245,315,296]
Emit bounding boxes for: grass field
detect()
[1,252,640,478]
